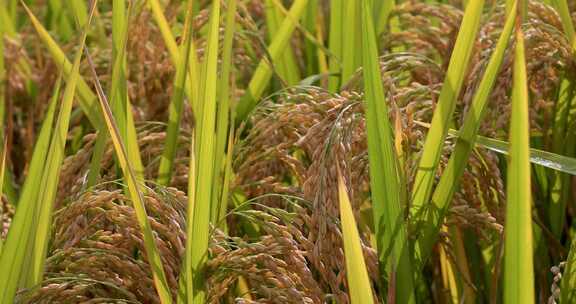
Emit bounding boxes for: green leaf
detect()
[503,25,534,304]
[30,0,98,285]
[182,1,221,303]
[0,0,95,299]
[85,50,174,304]
[327,0,342,91]
[0,138,7,253]
[415,120,576,177]
[551,0,576,48]
[548,0,576,238]
[264,0,300,85]
[157,0,197,185]
[361,0,414,301]
[0,73,60,294]
[337,170,375,304]
[0,7,5,132]
[375,0,395,37]
[0,3,16,37]
[340,0,360,86]
[24,3,104,129]
[211,0,237,226]
[410,0,484,229]
[109,0,144,179]
[561,237,576,303]
[147,0,199,118]
[235,0,309,124]
[412,1,516,267]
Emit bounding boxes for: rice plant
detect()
[2,0,576,303]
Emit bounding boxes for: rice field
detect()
[1,0,576,303]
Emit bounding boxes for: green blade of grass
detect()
[548,0,576,238]
[0,1,5,136]
[179,131,196,304]
[69,0,88,27]
[217,129,235,227]
[375,0,395,37]
[474,134,576,175]
[0,73,60,293]
[361,0,414,301]
[110,0,144,179]
[47,0,74,41]
[0,0,88,297]
[337,169,375,304]
[267,0,334,75]
[0,2,16,37]
[147,0,178,65]
[89,0,144,186]
[561,238,576,302]
[0,3,11,205]
[341,0,360,86]
[548,76,574,236]
[183,1,221,303]
[409,0,484,224]
[157,0,196,185]
[85,50,173,304]
[211,0,237,225]
[328,0,342,91]
[0,138,7,253]
[302,0,318,76]
[110,0,129,141]
[87,130,107,187]
[552,2,576,285]
[503,24,534,304]
[264,0,300,85]
[30,0,98,284]
[507,0,527,19]
[24,4,103,129]
[147,0,199,116]
[413,1,516,267]
[552,0,576,48]
[415,120,576,177]
[235,0,309,124]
